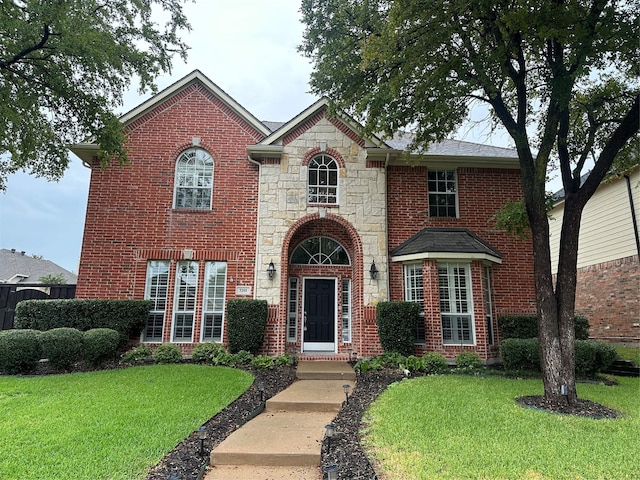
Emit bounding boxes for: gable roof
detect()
[0,249,77,284]
[71,70,272,164]
[390,228,502,264]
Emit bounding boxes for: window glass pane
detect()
[173,261,198,342]
[403,263,425,343]
[174,148,213,209]
[143,260,169,342]
[308,154,338,205]
[439,263,474,345]
[202,262,227,342]
[287,278,299,342]
[291,237,351,265]
[341,279,351,343]
[428,170,457,217]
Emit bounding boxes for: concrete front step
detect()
[296,360,356,381]
[205,464,321,480]
[266,380,354,412]
[210,411,334,467]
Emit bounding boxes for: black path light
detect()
[324,423,335,452]
[197,425,207,456]
[343,384,351,404]
[257,380,266,402]
[324,464,340,480]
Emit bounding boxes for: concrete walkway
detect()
[204,361,355,480]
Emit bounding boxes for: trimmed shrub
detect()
[152,343,183,364]
[83,329,120,366]
[191,342,227,364]
[498,315,538,339]
[226,299,268,354]
[500,338,540,371]
[500,338,615,375]
[0,329,42,374]
[576,340,617,376]
[39,327,84,371]
[275,353,296,366]
[376,301,420,357]
[354,357,384,372]
[121,345,153,365]
[499,314,591,340]
[591,340,617,372]
[574,315,590,340]
[404,355,424,372]
[15,299,151,346]
[230,350,254,366]
[378,351,406,368]
[250,355,274,370]
[423,352,449,374]
[456,351,484,372]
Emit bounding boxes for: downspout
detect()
[247,155,262,298]
[624,174,640,260]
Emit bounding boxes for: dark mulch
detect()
[516,395,620,419]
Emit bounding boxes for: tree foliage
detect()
[300,0,638,403]
[0,0,191,190]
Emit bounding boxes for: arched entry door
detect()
[290,236,350,353]
[303,278,336,351]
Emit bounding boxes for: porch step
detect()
[295,360,357,381]
[206,465,321,480]
[266,379,354,412]
[209,410,331,467]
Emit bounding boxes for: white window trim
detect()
[171,260,198,343]
[307,153,339,206]
[483,266,495,346]
[200,261,227,343]
[142,260,169,343]
[403,262,425,344]
[439,262,476,346]
[287,277,299,343]
[173,148,214,210]
[428,169,458,218]
[341,278,352,343]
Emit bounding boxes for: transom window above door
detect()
[291,237,350,265]
[174,148,214,209]
[308,154,338,205]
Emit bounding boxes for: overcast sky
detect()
[0,0,514,273]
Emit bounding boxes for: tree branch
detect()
[0,24,53,70]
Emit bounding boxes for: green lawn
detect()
[0,365,253,480]
[362,375,640,480]
[615,345,640,365]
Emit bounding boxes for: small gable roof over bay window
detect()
[390,228,502,264]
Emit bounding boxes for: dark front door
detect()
[303,279,335,351]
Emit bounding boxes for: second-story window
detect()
[308,154,338,205]
[174,148,214,209]
[428,170,457,217]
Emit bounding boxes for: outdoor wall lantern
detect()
[324,464,340,480]
[325,423,336,452]
[370,261,378,279]
[343,384,351,405]
[197,426,207,456]
[267,260,276,279]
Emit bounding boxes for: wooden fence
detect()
[0,284,76,330]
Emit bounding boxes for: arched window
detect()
[290,237,350,265]
[308,154,338,205]
[174,148,214,209]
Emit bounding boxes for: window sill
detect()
[308,203,339,208]
[172,208,211,214]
